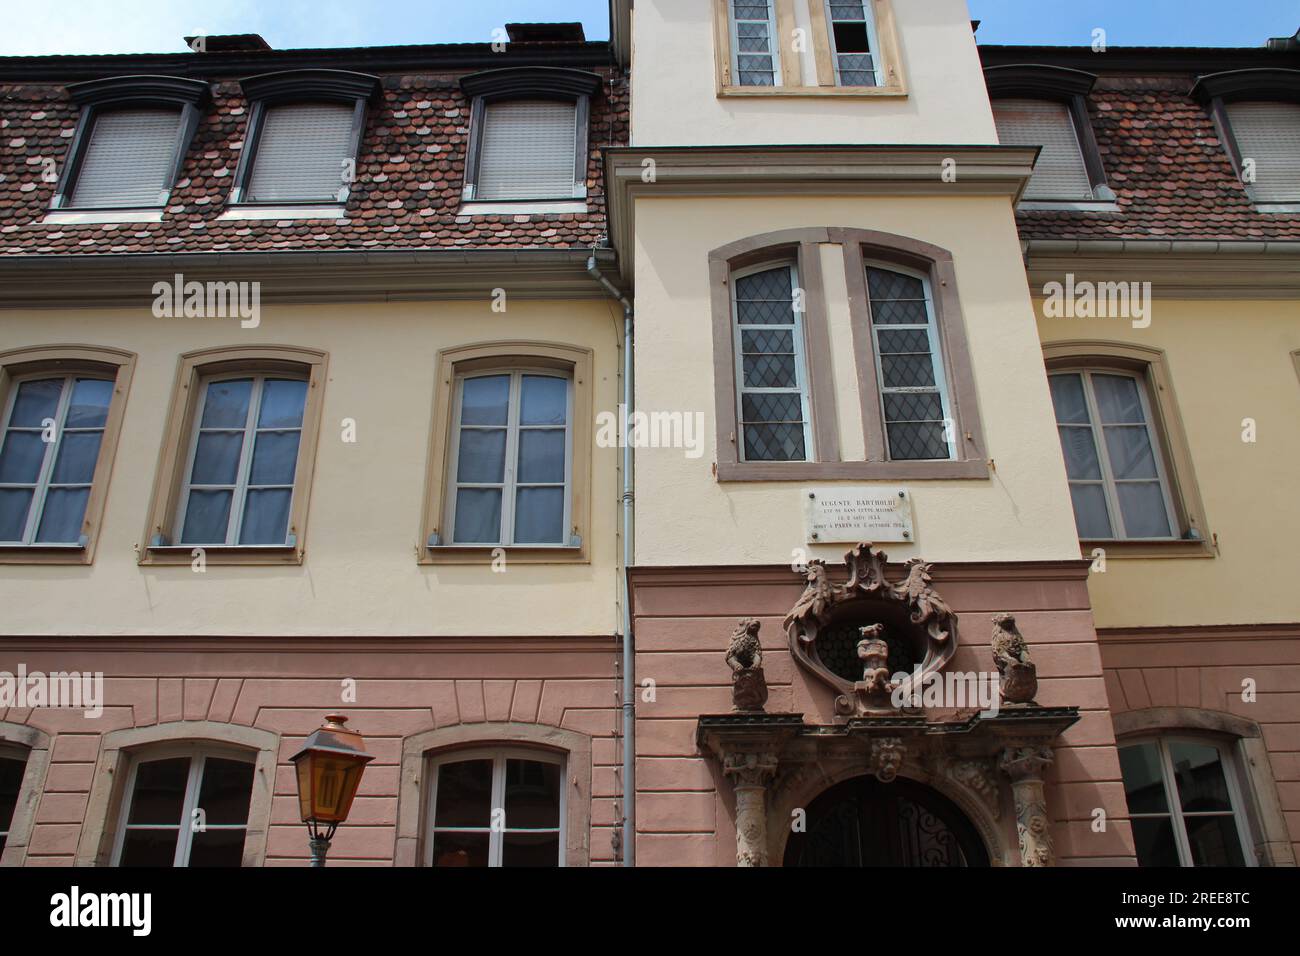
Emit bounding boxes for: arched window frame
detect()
[0,722,51,867]
[0,344,136,565]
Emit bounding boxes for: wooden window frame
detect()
[1119,735,1257,868]
[139,344,327,567]
[0,345,135,565]
[713,0,906,97]
[1042,340,1213,559]
[229,70,380,208]
[709,227,986,481]
[420,341,592,565]
[52,76,208,212]
[423,746,566,868]
[110,743,257,868]
[984,65,1114,204]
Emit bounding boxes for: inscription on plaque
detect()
[802,487,914,544]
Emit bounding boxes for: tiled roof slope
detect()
[0,51,627,256]
[980,45,1300,242]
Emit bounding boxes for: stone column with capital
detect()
[723,751,779,867]
[999,744,1056,867]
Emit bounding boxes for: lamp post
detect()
[290,714,374,867]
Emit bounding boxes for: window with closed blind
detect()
[54,75,208,212]
[1223,101,1300,204]
[230,69,380,208]
[459,67,601,208]
[993,98,1095,201]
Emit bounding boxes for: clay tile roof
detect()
[0,55,627,256]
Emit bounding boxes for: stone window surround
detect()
[51,74,210,215]
[710,0,907,97]
[74,720,279,867]
[138,344,329,566]
[1191,68,1300,212]
[984,64,1116,204]
[418,340,594,565]
[709,226,988,481]
[0,344,137,566]
[1042,339,1214,559]
[228,69,382,208]
[395,721,593,867]
[1112,707,1296,867]
[457,66,603,205]
[0,722,52,867]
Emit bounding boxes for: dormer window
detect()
[460,67,602,208]
[229,69,380,207]
[1191,69,1300,211]
[53,76,208,212]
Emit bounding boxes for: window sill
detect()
[458,200,588,216]
[1018,200,1121,212]
[420,544,588,566]
[716,459,989,482]
[41,209,164,224]
[718,85,906,98]
[1254,202,1300,214]
[0,543,92,566]
[1079,537,1215,560]
[140,545,303,567]
[218,205,346,221]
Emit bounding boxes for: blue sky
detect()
[2,1,1296,55]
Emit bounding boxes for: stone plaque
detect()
[802,487,913,544]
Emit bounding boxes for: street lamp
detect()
[290,714,374,867]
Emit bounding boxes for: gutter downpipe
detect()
[587,254,635,866]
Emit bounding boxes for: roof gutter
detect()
[586,253,634,867]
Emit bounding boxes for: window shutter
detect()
[245,102,356,203]
[475,100,578,201]
[1226,101,1300,203]
[993,99,1094,201]
[69,108,182,208]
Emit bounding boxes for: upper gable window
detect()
[459,67,602,206]
[54,76,208,212]
[728,0,781,87]
[230,70,380,207]
[993,99,1094,201]
[1222,101,1300,204]
[824,1,882,86]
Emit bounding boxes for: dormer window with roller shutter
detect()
[459,67,603,212]
[1191,69,1300,212]
[985,65,1115,208]
[51,76,208,217]
[228,69,380,212]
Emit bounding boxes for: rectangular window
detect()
[0,375,113,545]
[866,266,955,461]
[824,0,881,86]
[176,375,308,547]
[67,108,183,209]
[473,100,581,202]
[733,264,813,462]
[115,752,255,867]
[1120,738,1253,867]
[729,0,781,87]
[243,102,358,204]
[449,370,572,546]
[993,98,1094,201]
[426,751,563,867]
[1225,101,1300,204]
[1049,370,1176,540]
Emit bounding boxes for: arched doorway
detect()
[784,776,990,867]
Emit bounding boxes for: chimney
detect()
[1265,27,1300,51]
[184,34,273,53]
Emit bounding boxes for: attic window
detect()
[1191,69,1300,209]
[54,75,208,211]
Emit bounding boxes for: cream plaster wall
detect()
[629,0,996,147]
[0,298,622,636]
[1038,298,1300,628]
[631,194,1083,567]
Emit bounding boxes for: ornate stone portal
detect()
[696,544,1080,868]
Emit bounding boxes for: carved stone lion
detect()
[726,618,767,713]
[856,623,895,705]
[991,612,1038,705]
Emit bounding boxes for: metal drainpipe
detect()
[586,255,635,866]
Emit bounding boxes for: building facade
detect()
[0,1,1296,868]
